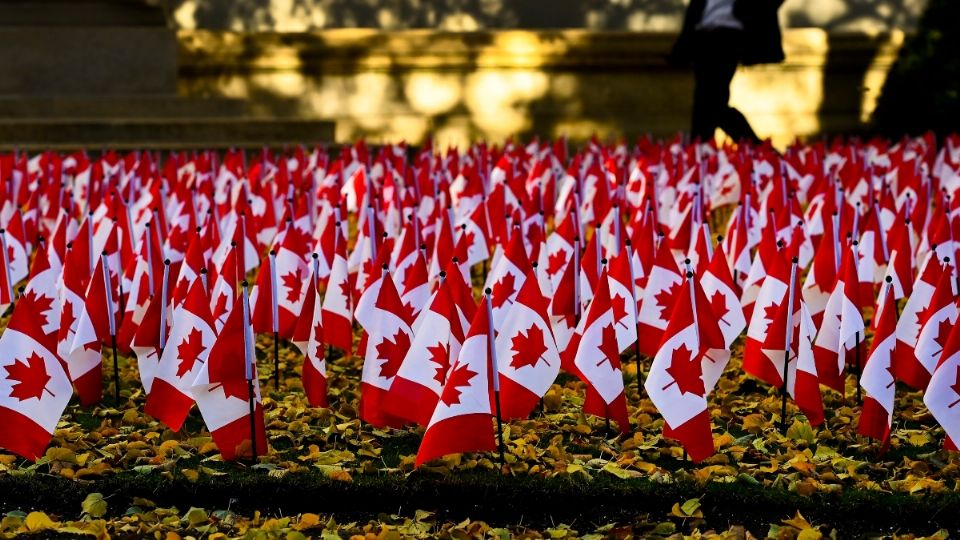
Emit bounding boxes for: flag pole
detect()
[780,256,799,434]
[159,259,170,355]
[625,239,644,393]
[485,288,507,469]
[102,253,120,404]
[852,240,862,404]
[268,249,280,390]
[242,280,258,462]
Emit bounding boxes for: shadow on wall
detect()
[178,30,690,146]
[870,0,960,137]
[170,0,924,32]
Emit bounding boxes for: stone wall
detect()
[170,0,927,33]
[178,28,904,147]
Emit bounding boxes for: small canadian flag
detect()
[646,270,725,462]
[144,278,215,431]
[0,283,73,460]
[191,283,268,461]
[415,292,497,467]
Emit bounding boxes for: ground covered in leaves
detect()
[1,323,959,538]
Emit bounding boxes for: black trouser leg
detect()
[690,30,761,144]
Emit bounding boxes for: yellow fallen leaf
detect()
[25,511,57,532]
[782,511,813,530]
[81,492,108,518]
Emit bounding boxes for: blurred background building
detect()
[0,0,937,148]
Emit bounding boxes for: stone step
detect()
[0,118,336,150]
[0,96,250,119]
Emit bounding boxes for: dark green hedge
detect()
[871,0,960,137]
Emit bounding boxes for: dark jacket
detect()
[670,0,785,66]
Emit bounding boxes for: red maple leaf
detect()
[136,273,151,308]
[547,251,567,277]
[428,341,450,385]
[760,302,781,340]
[60,300,76,335]
[283,226,312,254]
[375,329,410,379]
[510,324,549,369]
[916,302,941,340]
[402,262,426,294]
[399,302,418,327]
[595,324,622,370]
[209,379,249,401]
[708,290,729,323]
[212,292,230,320]
[461,230,476,252]
[491,273,518,309]
[338,278,353,304]
[654,280,683,320]
[933,317,953,356]
[5,352,51,401]
[439,362,477,406]
[7,245,15,266]
[663,343,705,397]
[885,362,897,390]
[166,224,191,252]
[313,321,324,345]
[18,290,54,330]
[611,294,628,325]
[949,366,960,408]
[176,328,207,377]
[281,270,303,303]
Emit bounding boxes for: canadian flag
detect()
[191,288,268,461]
[740,216,779,320]
[292,255,327,408]
[385,275,463,426]
[545,211,576,291]
[209,246,239,332]
[802,211,839,327]
[68,251,120,405]
[607,247,639,351]
[923,298,960,450]
[116,218,163,352]
[572,264,630,433]
[130,261,171,394]
[910,263,958,389]
[700,242,746,349]
[758,259,825,425]
[636,242,684,357]
[882,209,913,299]
[322,232,353,355]
[415,293,496,467]
[811,243,865,392]
[484,231,531,330]
[495,267,562,420]
[743,250,790,382]
[355,270,411,427]
[0,286,73,460]
[270,222,312,338]
[398,247,431,322]
[858,277,897,443]
[646,269,726,462]
[144,278,215,431]
[895,251,942,389]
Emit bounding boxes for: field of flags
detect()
[2,132,960,470]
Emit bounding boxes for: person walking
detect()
[670,0,785,145]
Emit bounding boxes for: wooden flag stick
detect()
[780,256,799,434]
[101,253,121,404]
[268,249,280,390]
[855,331,862,404]
[242,280,258,462]
[485,289,507,469]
